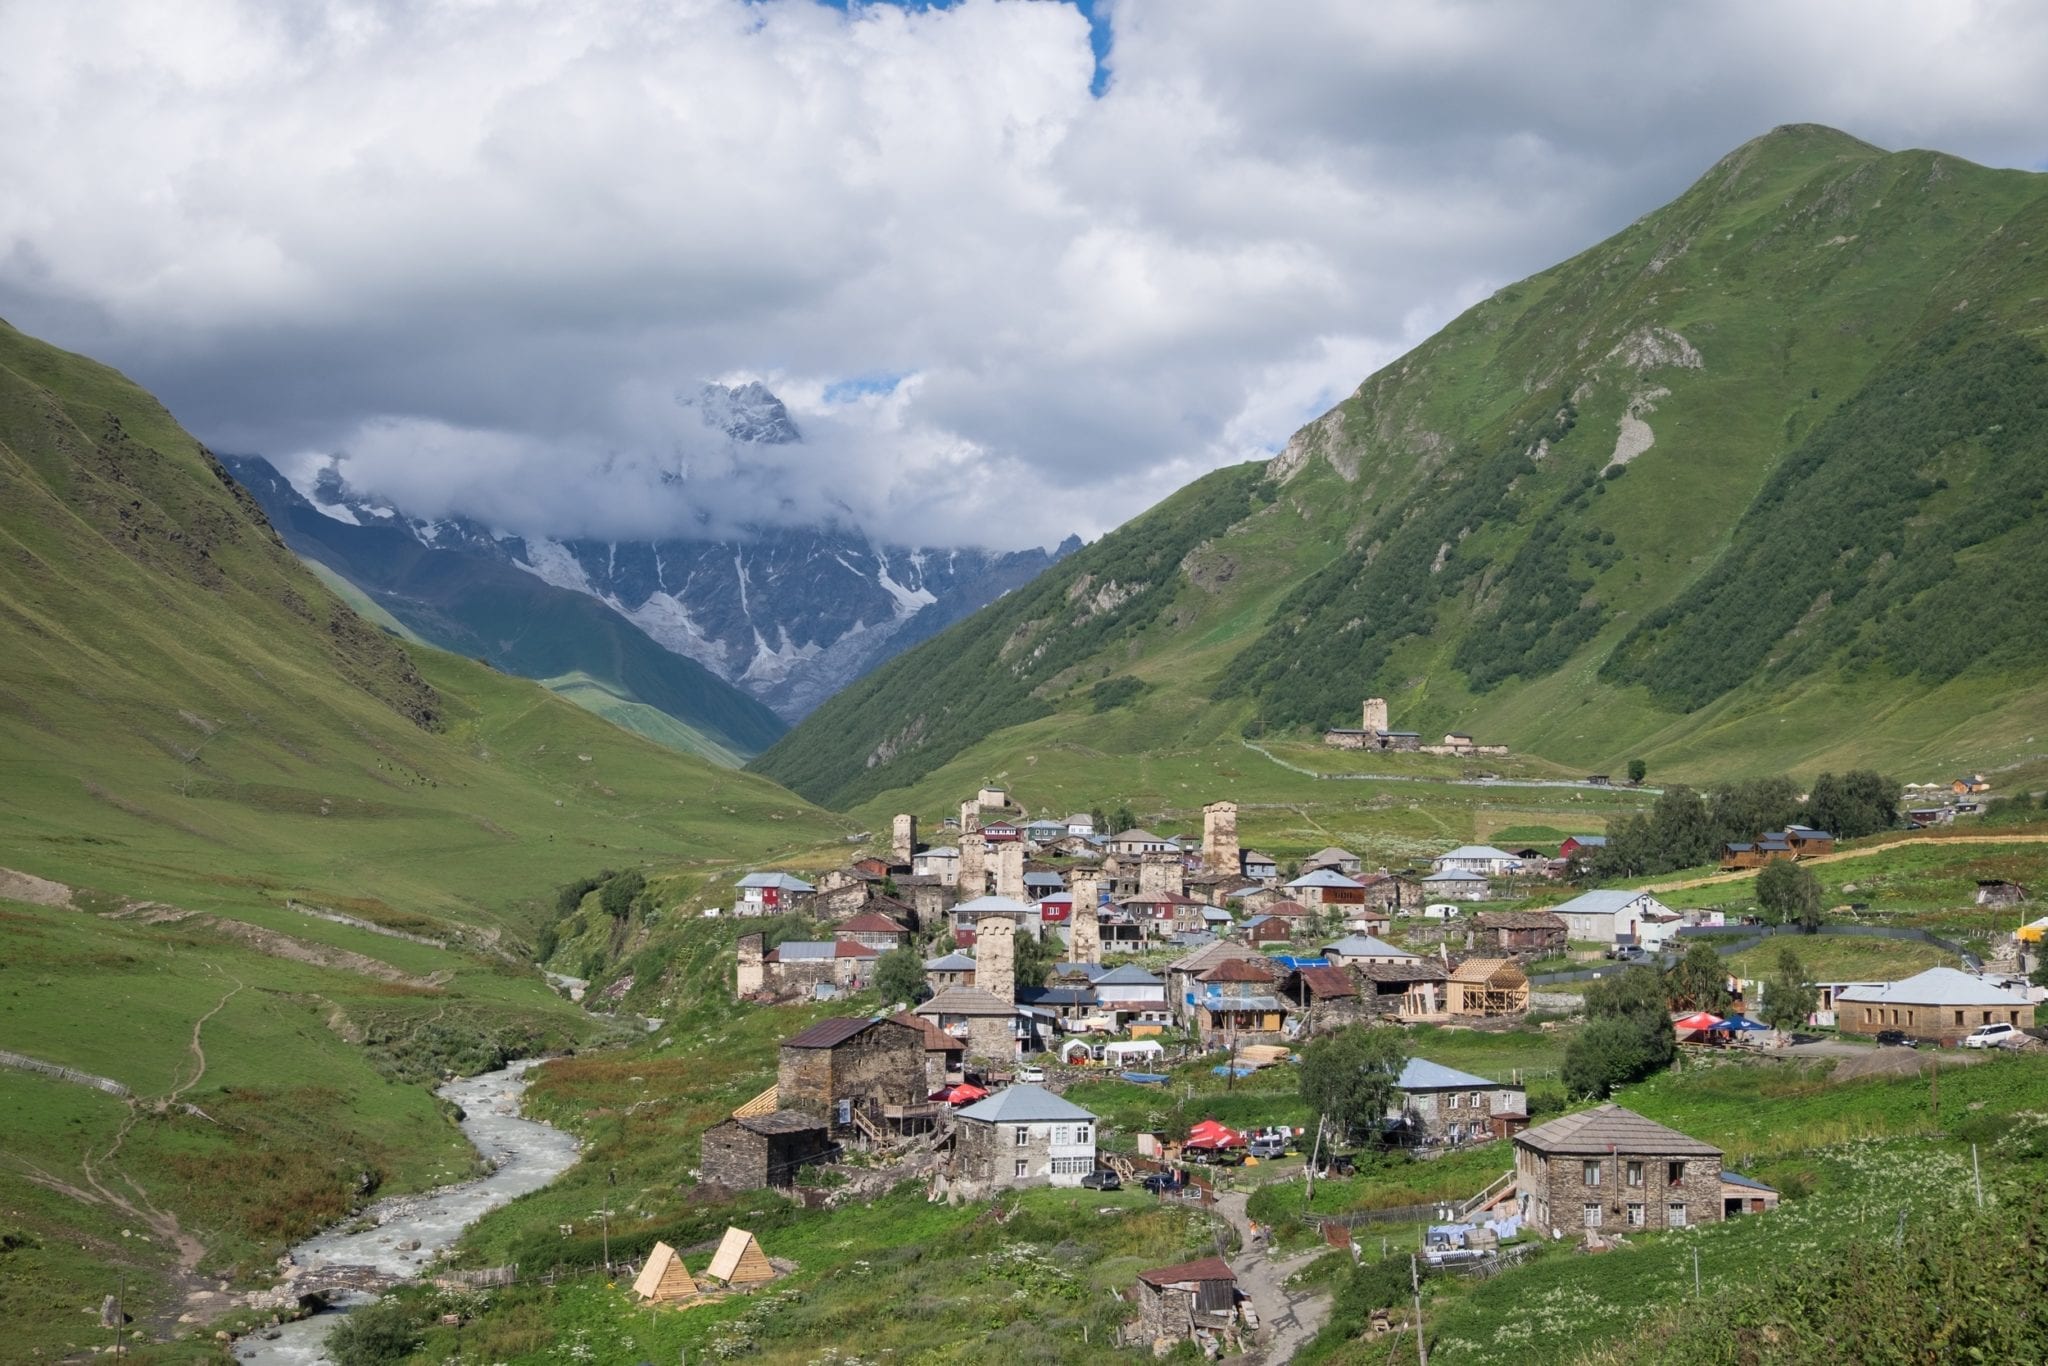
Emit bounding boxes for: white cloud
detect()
[2,0,2045,549]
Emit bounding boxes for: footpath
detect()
[1213,1188,1331,1364]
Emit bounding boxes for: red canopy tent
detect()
[931,1083,988,1106]
[1185,1119,1246,1150]
[1673,1011,1724,1038]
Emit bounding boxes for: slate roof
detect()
[1053,961,1113,981]
[955,894,1034,916]
[738,1110,829,1135]
[1514,1102,1721,1157]
[1287,869,1366,889]
[1355,960,1448,984]
[782,1017,906,1049]
[916,985,1017,1016]
[1835,967,2031,1008]
[1435,845,1520,862]
[891,1011,964,1053]
[1473,911,1568,930]
[1306,847,1359,864]
[1094,964,1164,986]
[1167,940,1268,974]
[1137,1256,1236,1288]
[1720,1171,1778,1193]
[1397,1057,1501,1092]
[1324,934,1415,959]
[1265,899,1311,917]
[1422,869,1489,883]
[924,951,977,971]
[955,1083,1097,1124]
[1110,828,1166,844]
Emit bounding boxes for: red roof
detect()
[1264,900,1311,917]
[1198,956,1277,983]
[1293,965,1356,998]
[891,1010,965,1053]
[1138,1256,1237,1288]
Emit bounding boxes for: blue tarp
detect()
[1212,1064,1257,1078]
[1120,1071,1171,1085]
[1710,1015,1769,1032]
[1273,955,1331,969]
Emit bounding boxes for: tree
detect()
[1757,860,1823,931]
[2029,959,2048,991]
[1647,785,1716,871]
[1759,946,1817,1034]
[1627,757,1648,786]
[1297,1026,1407,1146]
[326,1296,422,1366]
[1089,806,1108,834]
[1013,926,1062,989]
[599,869,645,921]
[1664,941,1731,1013]
[1111,804,1137,835]
[1564,966,1677,1096]
[1805,770,1899,840]
[1708,776,1802,847]
[873,947,927,1006]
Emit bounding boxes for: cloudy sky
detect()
[3,0,2045,549]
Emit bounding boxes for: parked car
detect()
[1139,1171,1185,1194]
[1606,945,1649,962]
[1015,1064,1046,1083]
[1963,1022,2020,1049]
[1875,1030,1917,1048]
[1248,1136,1288,1159]
[1079,1168,1121,1191]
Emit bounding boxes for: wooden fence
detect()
[0,1049,130,1097]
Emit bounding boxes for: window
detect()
[1863,1009,1873,1024]
[1014,1126,1030,1147]
[1448,1092,1461,1109]
[1627,1203,1644,1227]
[1015,1159,1028,1178]
[1667,1162,1685,1185]
[1076,1124,1091,1144]
[1582,1204,1601,1227]
[1626,1161,1644,1188]
[1448,1123,1461,1143]
[1955,1011,1965,1027]
[836,1099,852,1126]
[1582,1161,1602,1187]
[1469,1091,1482,1109]
[1053,1126,1071,1145]
[1668,1203,1687,1228]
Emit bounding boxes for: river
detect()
[232,1059,580,1364]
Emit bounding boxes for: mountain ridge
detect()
[753,125,2048,809]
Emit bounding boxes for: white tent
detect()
[1104,1040,1166,1065]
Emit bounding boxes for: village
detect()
[593,706,2047,1359]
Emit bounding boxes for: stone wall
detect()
[1518,1144,1722,1235]
[1138,853,1185,899]
[777,1023,927,1129]
[699,1119,832,1190]
[1362,697,1389,733]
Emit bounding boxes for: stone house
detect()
[951,1084,1098,1189]
[914,846,961,879]
[699,1110,833,1190]
[1469,911,1568,957]
[1355,960,1447,1020]
[1304,846,1363,876]
[1976,880,2030,909]
[1242,914,1293,948]
[1129,1256,1242,1348]
[924,949,977,993]
[1286,869,1369,908]
[914,985,1019,1060]
[1240,850,1279,881]
[1341,905,1396,938]
[834,910,913,953]
[893,874,953,929]
[776,1017,936,1136]
[813,867,883,917]
[1834,967,2035,1045]
[1393,1058,1527,1145]
[1420,869,1491,902]
[1192,956,1288,1042]
[1164,940,1272,1023]
[736,935,878,999]
[1514,1104,1724,1236]
[1108,829,1175,857]
[891,1010,965,1091]
[1446,958,1530,1018]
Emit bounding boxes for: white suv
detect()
[1963,1022,2020,1049]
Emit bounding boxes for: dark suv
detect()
[1875,1030,1916,1048]
[1079,1168,1121,1191]
[1139,1171,1185,1194]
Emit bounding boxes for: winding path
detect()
[1213,1189,1332,1364]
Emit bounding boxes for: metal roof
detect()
[770,941,876,961]
[923,951,977,970]
[1094,964,1164,986]
[737,872,814,891]
[1421,869,1489,883]
[955,1083,1097,1124]
[955,894,1034,915]
[782,1017,909,1049]
[1566,834,1608,847]
[1550,889,1661,918]
[1324,934,1416,959]
[916,985,1016,1016]
[1137,1256,1236,1288]
[1435,845,1520,861]
[1834,967,2031,1008]
[1287,869,1366,889]
[1398,1057,1503,1092]
[1514,1103,1721,1157]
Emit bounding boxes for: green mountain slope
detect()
[0,316,845,1345]
[755,126,2048,809]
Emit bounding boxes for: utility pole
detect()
[1303,1115,1326,1206]
[1410,1253,1429,1366]
[1972,1143,1983,1208]
[1692,1246,1700,1298]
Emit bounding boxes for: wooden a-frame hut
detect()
[631,1241,701,1303]
[705,1226,776,1287]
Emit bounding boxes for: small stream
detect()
[233,1059,580,1364]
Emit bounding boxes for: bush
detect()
[325,1296,424,1366]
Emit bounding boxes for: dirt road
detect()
[1213,1189,1331,1363]
[1644,833,2048,892]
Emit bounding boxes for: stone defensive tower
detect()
[1363,697,1390,734]
[958,799,981,835]
[1201,800,1239,873]
[994,841,1026,901]
[957,831,988,895]
[974,913,1016,1004]
[890,813,918,865]
[1067,895,1102,965]
[1138,851,1185,899]
[735,934,765,997]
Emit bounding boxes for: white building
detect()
[1431,845,1524,877]
[1550,889,1673,946]
[1323,934,1419,967]
[733,872,814,916]
[1063,813,1097,837]
[953,1085,1098,1188]
[1420,869,1492,902]
[914,846,961,878]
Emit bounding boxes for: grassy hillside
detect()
[756,125,2048,810]
[0,315,849,1350]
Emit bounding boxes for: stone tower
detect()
[957,831,989,895]
[975,913,1016,1004]
[891,812,918,865]
[958,799,982,835]
[994,841,1026,901]
[1363,697,1390,734]
[1070,870,1101,915]
[1067,895,1101,965]
[1138,851,1184,898]
[735,934,765,997]
[1201,800,1239,874]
